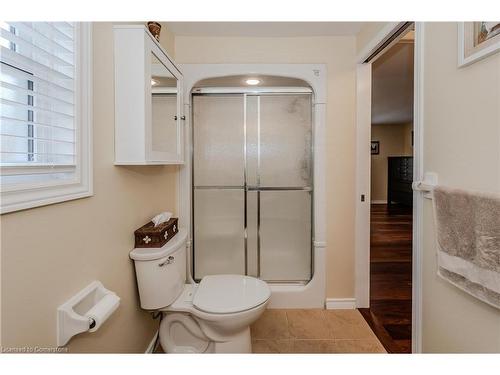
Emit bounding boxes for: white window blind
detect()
[1,22,76,183]
[0,22,92,213]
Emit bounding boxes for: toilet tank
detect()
[130,228,187,310]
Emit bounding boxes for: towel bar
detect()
[412,172,438,199]
[412,181,435,193]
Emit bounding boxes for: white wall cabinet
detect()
[114,25,184,165]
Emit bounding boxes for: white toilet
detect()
[130,228,271,353]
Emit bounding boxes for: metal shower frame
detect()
[190,86,315,284]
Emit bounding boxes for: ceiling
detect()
[165,22,363,37]
[371,40,414,125]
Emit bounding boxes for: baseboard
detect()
[145,330,159,353]
[371,200,387,204]
[325,298,357,309]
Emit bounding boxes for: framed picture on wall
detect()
[458,22,500,67]
[371,141,379,155]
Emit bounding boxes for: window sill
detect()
[1,179,93,214]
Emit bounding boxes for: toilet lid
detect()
[193,275,271,314]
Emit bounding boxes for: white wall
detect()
[356,22,392,57]
[0,22,179,353]
[421,22,500,353]
[357,21,500,353]
[174,35,358,299]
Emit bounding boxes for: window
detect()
[0,22,92,213]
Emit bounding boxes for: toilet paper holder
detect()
[57,281,120,347]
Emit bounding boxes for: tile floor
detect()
[250,309,387,354]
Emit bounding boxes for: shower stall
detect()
[191,76,313,284]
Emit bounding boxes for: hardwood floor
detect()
[359,203,412,353]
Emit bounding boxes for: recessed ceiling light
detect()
[245,78,260,86]
[151,79,158,86]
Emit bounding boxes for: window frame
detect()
[0,22,93,214]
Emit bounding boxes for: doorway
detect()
[356,23,417,353]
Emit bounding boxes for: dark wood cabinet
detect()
[387,156,413,207]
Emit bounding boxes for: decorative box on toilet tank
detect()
[134,218,178,248]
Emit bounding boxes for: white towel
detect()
[151,211,172,227]
[432,186,500,309]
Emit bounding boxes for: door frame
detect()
[354,23,425,353]
[178,64,328,308]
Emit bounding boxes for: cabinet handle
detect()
[174,116,186,121]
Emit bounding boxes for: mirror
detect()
[150,52,178,155]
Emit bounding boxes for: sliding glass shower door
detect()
[193,91,312,282]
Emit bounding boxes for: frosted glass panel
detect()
[259,191,311,281]
[152,94,177,153]
[245,95,258,187]
[192,91,313,283]
[193,95,245,186]
[194,189,245,278]
[246,191,259,277]
[259,95,312,187]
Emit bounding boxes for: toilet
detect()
[129,228,271,353]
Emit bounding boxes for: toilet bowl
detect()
[160,276,270,353]
[130,228,271,353]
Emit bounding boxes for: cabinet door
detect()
[146,38,184,164]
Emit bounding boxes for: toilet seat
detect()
[193,275,271,314]
[164,275,271,316]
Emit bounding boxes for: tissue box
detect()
[134,218,178,248]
